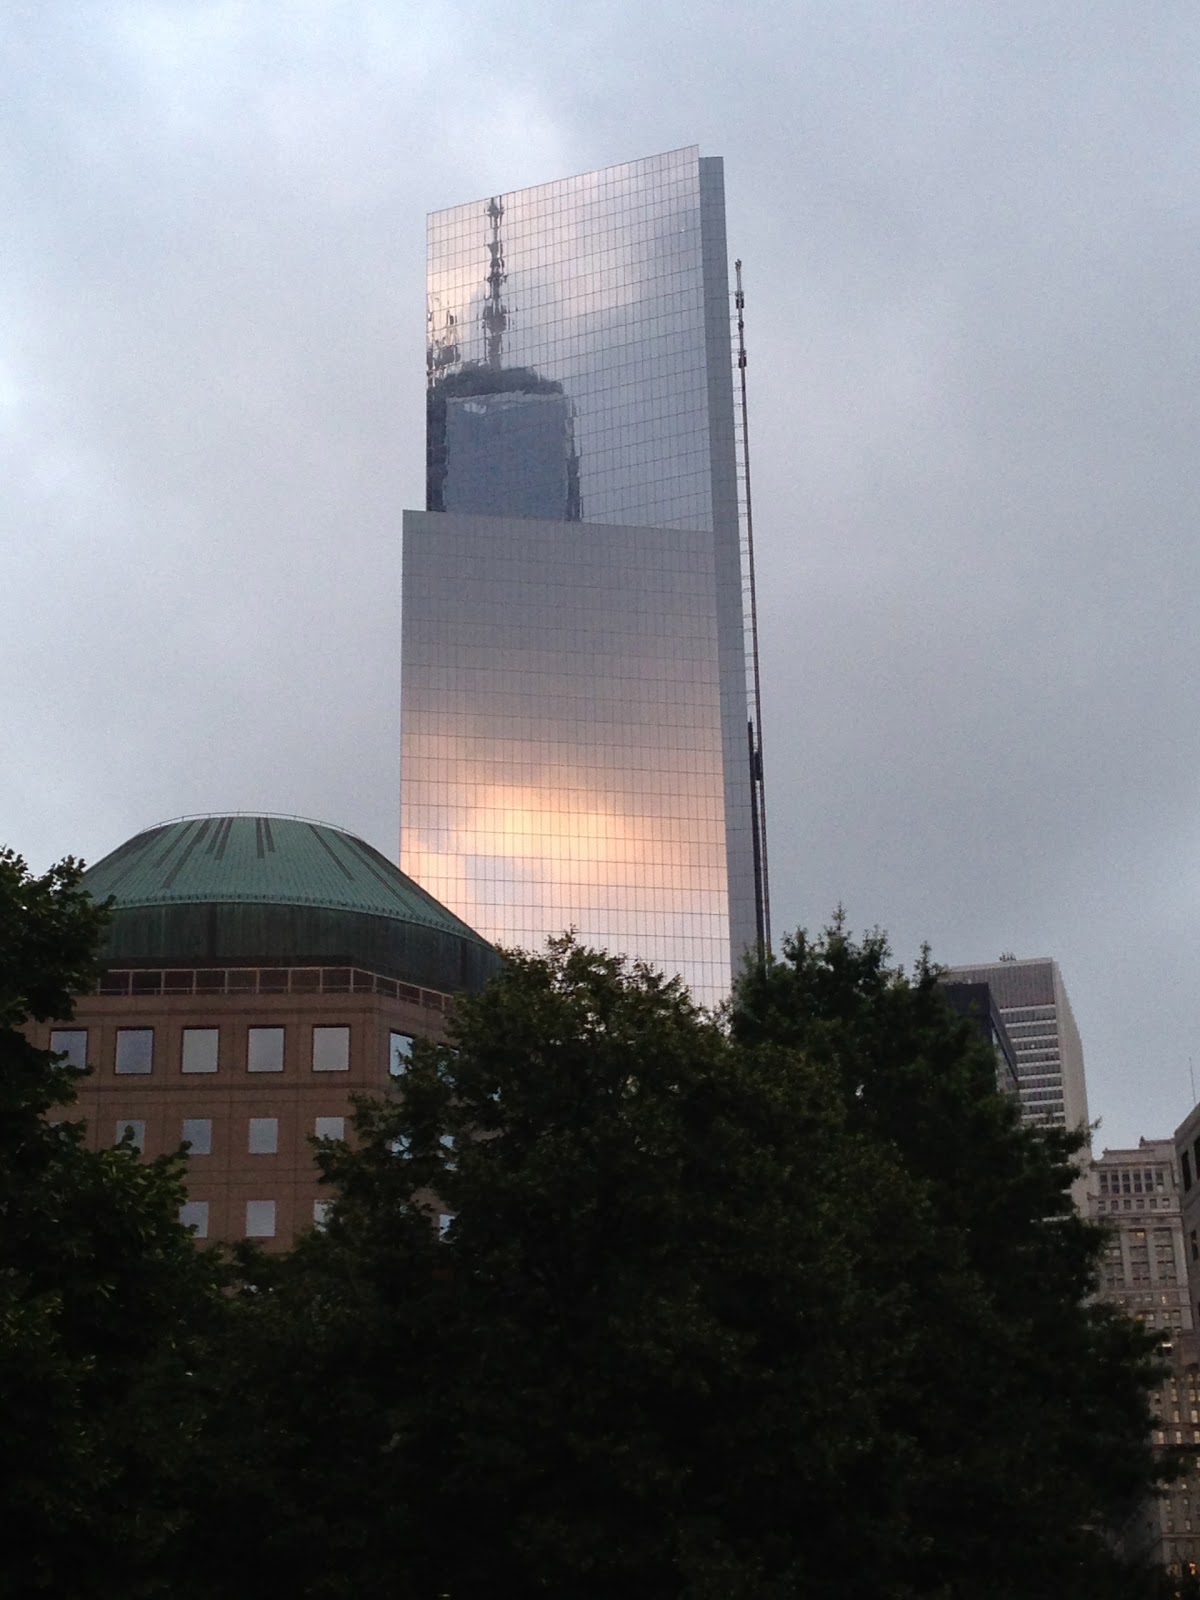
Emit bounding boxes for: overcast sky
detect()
[4,2,1198,1150]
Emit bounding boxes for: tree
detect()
[0,849,225,1599]
[732,917,1169,1599]
[191,924,1170,1599]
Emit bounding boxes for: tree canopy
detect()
[734,922,1168,1597]
[0,849,224,1600]
[186,925,1168,1600]
[0,855,1174,1596]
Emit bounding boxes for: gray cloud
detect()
[3,1,1199,1147]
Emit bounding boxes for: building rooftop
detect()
[82,814,500,995]
[84,815,474,934]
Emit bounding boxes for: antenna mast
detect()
[735,259,771,958]
[483,196,508,368]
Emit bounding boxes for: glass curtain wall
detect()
[404,148,755,1005]
[426,146,714,530]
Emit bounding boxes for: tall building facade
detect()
[401,148,763,1004]
[942,956,1089,1132]
[1088,1140,1200,1580]
[1090,1139,1192,1343]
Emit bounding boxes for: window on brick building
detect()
[181,1027,219,1073]
[179,1200,209,1238]
[248,1117,278,1155]
[247,1027,285,1073]
[313,1026,350,1072]
[182,1118,212,1155]
[115,1029,153,1074]
[245,1200,276,1238]
[49,1029,88,1069]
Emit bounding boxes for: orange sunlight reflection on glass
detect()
[403,779,730,1005]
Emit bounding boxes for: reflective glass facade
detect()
[428,146,717,530]
[404,149,757,1003]
[403,512,730,1002]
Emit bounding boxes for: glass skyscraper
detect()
[401,147,762,1004]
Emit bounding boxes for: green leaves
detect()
[2,876,1165,1599]
[0,848,110,1031]
[201,927,1169,1597]
[734,920,1167,1599]
[0,849,224,1600]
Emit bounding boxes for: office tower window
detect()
[248,1117,279,1154]
[115,1028,154,1074]
[49,1029,87,1069]
[315,1116,345,1141]
[180,1201,209,1238]
[389,1032,413,1077]
[247,1026,285,1073]
[181,1027,219,1073]
[182,1118,212,1155]
[245,1200,276,1238]
[115,1119,146,1151]
[312,1026,350,1072]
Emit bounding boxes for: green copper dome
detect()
[82,815,500,995]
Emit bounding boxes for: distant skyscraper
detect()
[942,957,1090,1132]
[1090,1140,1191,1338]
[401,148,765,1004]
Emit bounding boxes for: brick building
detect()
[1088,1139,1200,1579]
[28,814,499,1248]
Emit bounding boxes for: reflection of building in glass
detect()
[427,193,582,521]
[429,366,581,521]
[402,148,762,1004]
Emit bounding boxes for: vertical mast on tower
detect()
[735,259,771,959]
